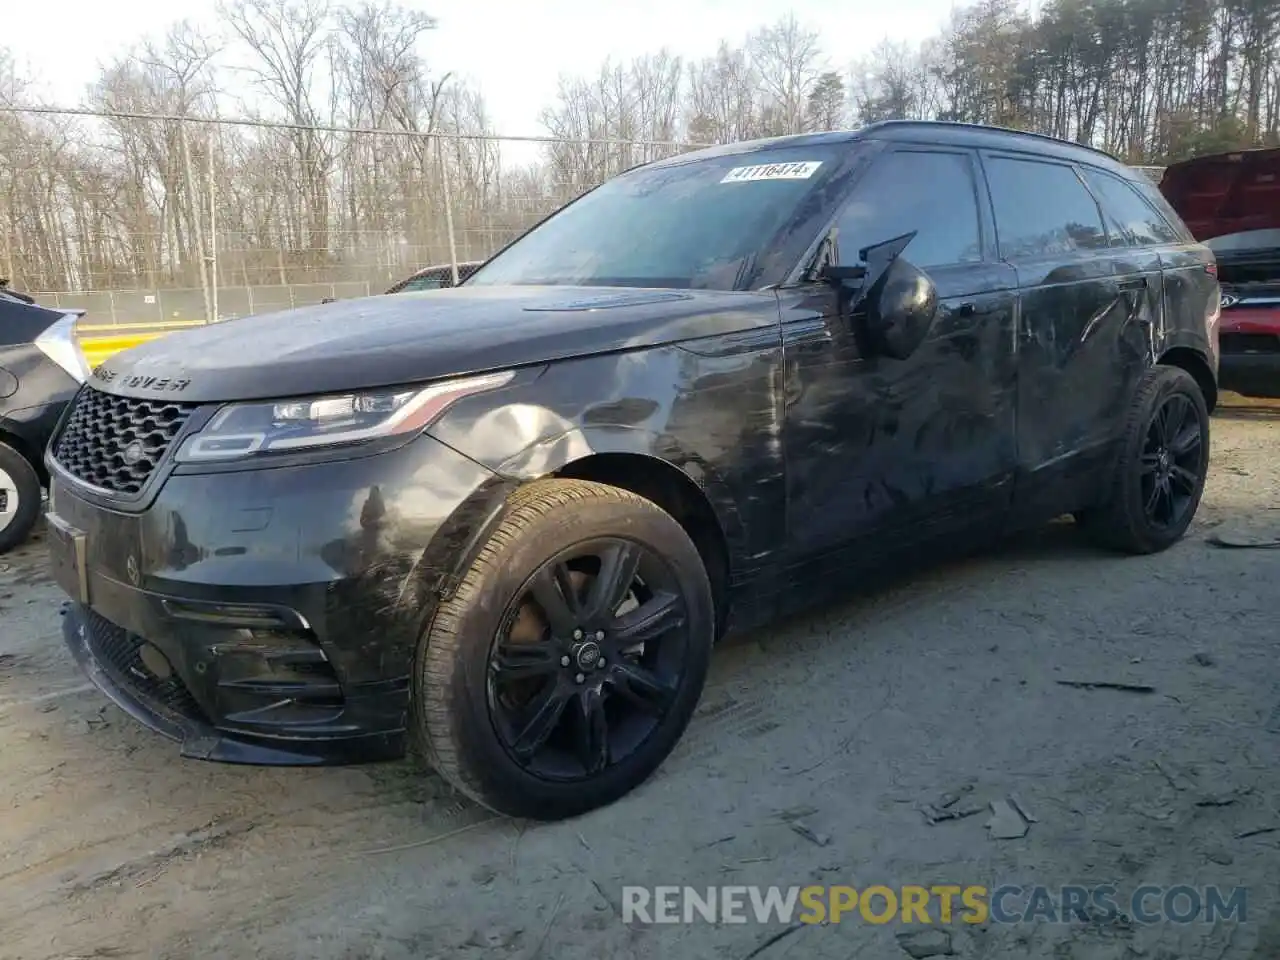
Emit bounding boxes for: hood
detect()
[89,285,780,403]
[1160,146,1280,242]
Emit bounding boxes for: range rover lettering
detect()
[46,121,1219,821]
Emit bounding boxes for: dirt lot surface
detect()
[2,402,1279,960]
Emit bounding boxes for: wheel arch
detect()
[551,451,734,640]
[1157,346,1217,413]
[493,426,745,641]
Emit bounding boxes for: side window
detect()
[402,275,444,292]
[985,156,1107,258]
[833,150,982,268]
[1081,169,1179,246]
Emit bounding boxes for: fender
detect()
[433,424,751,602]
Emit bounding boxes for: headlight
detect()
[174,370,515,463]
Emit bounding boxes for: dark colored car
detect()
[1160,146,1280,398]
[385,260,484,294]
[46,121,1219,821]
[0,286,90,553]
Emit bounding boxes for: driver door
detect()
[779,146,1020,588]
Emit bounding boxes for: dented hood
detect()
[1160,147,1280,242]
[90,285,780,403]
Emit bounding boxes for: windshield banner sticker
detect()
[720,161,823,184]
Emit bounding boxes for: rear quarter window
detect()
[1081,168,1180,246]
[1131,179,1196,243]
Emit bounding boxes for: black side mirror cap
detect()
[865,258,939,361]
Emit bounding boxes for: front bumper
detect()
[47,433,509,765]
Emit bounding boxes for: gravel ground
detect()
[2,401,1278,960]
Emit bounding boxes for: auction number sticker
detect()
[720,161,823,183]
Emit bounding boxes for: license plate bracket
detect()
[47,513,90,604]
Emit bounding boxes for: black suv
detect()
[46,122,1219,821]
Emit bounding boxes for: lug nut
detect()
[560,655,571,667]
[575,673,585,684]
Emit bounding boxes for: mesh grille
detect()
[52,387,198,495]
[84,609,206,723]
[387,260,483,294]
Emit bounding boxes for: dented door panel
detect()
[779,260,1019,581]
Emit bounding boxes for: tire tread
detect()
[412,478,706,815]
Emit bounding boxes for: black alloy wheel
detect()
[488,537,689,781]
[1077,365,1210,555]
[1139,391,1204,532]
[412,479,715,820]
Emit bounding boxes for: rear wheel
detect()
[0,442,41,555]
[1077,366,1210,554]
[412,479,714,820]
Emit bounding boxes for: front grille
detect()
[85,609,205,724]
[52,387,198,495]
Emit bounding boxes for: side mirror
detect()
[863,258,938,361]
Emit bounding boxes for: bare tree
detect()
[748,14,826,135]
[221,0,339,261]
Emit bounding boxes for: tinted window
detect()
[833,150,981,267]
[467,146,844,290]
[986,157,1107,258]
[1136,180,1195,242]
[1082,169,1179,246]
[402,275,446,292]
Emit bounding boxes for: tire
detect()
[411,478,715,820]
[0,442,42,555]
[1077,365,1210,555]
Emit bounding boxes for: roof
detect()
[653,120,1133,179]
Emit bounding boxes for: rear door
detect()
[978,152,1136,516]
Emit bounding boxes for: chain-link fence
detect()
[2,107,1180,329]
[1,109,700,327]
[35,282,374,328]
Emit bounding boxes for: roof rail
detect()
[858,119,1123,162]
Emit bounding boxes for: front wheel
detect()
[1077,365,1210,554]
[412,479,715,820]
[0,442,42,555]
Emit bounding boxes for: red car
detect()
[1160,147,1280,398]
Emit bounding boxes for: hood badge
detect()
[93,367,191,393]
[1220,293,1240,309]
[122,441,145,466]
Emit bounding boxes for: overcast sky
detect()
[11,0,964,140]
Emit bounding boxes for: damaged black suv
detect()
[47,121,1219,821]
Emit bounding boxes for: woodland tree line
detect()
[0,0,1278,294]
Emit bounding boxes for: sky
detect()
[9,0,960,162]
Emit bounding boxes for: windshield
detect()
[466,146,845,291]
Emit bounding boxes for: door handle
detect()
[956,302,976,317]
[1118,277,1148,290]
